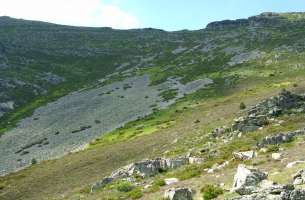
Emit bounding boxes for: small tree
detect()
[31,158,37,165]
[239,102,246,110]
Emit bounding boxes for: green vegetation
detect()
[153,178,166,187]
[201,184,224,200]
[239,102,246,110]
[31,158,37,165]
[127,187,143,199]
[116,181,134,192]
[4,12,305,200]
[159,89,178,101]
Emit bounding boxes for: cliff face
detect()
[206,12,305,29]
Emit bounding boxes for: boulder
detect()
[164,187,193,200]
[293,169,305,185]
[188,157,204,164]
[233,151,256,160]
[165,178,179,185]
[232,164,268,195]
[271,153,282,161]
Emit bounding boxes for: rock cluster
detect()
[248,90,305,117]
[211,90,305,139]
[231,165,305,200]
[232,115,268,133]
[258,129,305,147]
[91,156,199,192]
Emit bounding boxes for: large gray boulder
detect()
[164,187,193,200]
[232,164,268,195]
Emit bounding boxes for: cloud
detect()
[0,0,140,29]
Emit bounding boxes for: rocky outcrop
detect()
[91,156,198,192]
[232,164,268,195]
[258,129,305,147]
[164,187,193,200]
[206,12,286,30]
[231,165,305,200]
[232,115,268,133]
[229,90,305,134]
[248,90,305,117]
[231,183,305,200]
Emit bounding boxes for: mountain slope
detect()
[1,12,305,200]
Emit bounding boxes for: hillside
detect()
[1,12,305,200]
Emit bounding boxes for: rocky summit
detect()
[3,11,305,200]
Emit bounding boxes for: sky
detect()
[0,0,305,31]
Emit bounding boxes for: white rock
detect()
[144,184,152,189]
[188,157,204,164]
[286,161,305,168]
[233,151,256,160]
[271,153,282,160]
[231,164,268,195]
[259,148,268,153]
[293,177,303,185]
[165,178,179,185]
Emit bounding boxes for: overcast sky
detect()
[1,0,305,30]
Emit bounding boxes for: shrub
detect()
[266,145,279,153]
[31,158,37,165]
[239,102,246,110]
[201,184,224,200]
[154,178,166,186]
[116,181,134,192]
[128,187,143,199]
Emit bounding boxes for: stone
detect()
[164,188,193,200]
[188,157,204,164]
[233,151,256,160]
[259,148,268,153]
[290,189,305,200]
[293,169,305,185]
[232,164,268,195]
[165,178,179,185]
[271,153,282,161]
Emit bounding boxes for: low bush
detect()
[201,184,224,200]
[128,187,143,199]
[116,181,134,192]
[239,102,246,110]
